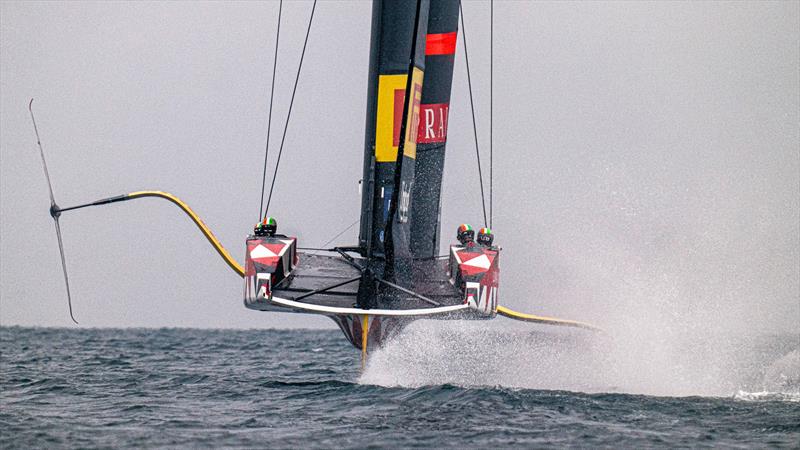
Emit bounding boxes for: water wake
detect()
[359,320,799,399]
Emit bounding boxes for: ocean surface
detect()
[1,325,798,448]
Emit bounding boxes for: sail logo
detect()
[392,89,405,147]
[399,67,424,159]
[404,74,423,155]
[391,84,423,148]
[398,180,413,223]
[417,103,450,144]
[374,69,424,162]
[375,74,406,162]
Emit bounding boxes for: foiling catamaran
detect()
[30,0,597,362]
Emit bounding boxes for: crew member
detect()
[456,224,475,246]
[263,217,278,236]
[477,227,494,247]
[253,217,278,237]
[253,222,267,237]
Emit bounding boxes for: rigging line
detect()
[308,218,360,256]
[489,0,493,229]
[258,0,283,221]
[264,0,317,218]
[458,1,488,228]
[319,219,360,249]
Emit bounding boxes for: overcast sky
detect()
[1,1,797,334]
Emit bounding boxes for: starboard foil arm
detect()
[496,305,601,332]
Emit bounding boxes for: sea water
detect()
[1,325,798,448]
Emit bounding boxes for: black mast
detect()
[383,0,428,283]
[358,0,430,267]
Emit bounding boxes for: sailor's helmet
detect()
[457,223,474,243]
[477,227,493,246]
[263,216,277,235]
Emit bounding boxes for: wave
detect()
[732,391,800,403]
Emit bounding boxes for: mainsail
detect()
[358,0,459,292]
[410,0,459,259]
[359,0,426,261]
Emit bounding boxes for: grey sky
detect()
[1,1,797,334]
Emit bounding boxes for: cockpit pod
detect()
[447,241,500,318]
[243,234,299,306]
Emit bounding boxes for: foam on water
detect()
[733,391,800,403]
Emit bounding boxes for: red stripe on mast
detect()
[425,32,457,55]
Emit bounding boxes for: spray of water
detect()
[360,169,799,398]
[360,318,798,399]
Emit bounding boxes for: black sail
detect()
[358,0,459,262]
[383,0,429,286]
[357,0,460,307]
[410,0,459,259]
[358,1,429,265]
